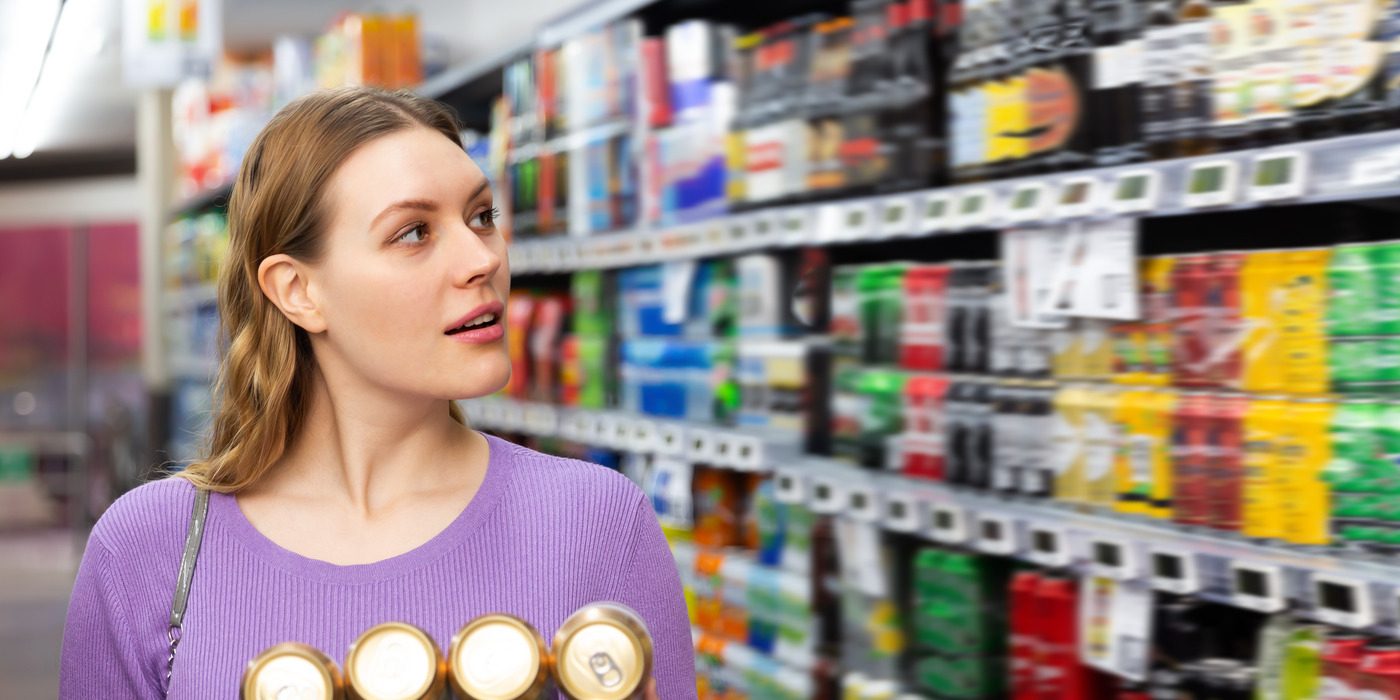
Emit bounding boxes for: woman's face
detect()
[309,125,512,402]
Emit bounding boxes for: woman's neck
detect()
[251,364,484,518]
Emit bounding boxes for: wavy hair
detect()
[177,87,467,493]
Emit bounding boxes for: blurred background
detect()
[13,0,1400,698]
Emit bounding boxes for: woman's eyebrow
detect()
[369,180,491,229]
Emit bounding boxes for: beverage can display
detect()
[241,643,345,700]
[1241,250,1288,394]
[1280,399,1337,546]
[1242,397,1288,541]
[449,615,551,700]
[903,374,950,480]
[1083,384,1120,510]
[1208,252,1246,389]
[1204,393,1248,532]
[553,603,654,700]
[1320,632,1368,700]
[1278,248,1332,395]
[1357,641,1400,700]
[1328,243,1380,337]
[900,265,952,371]
[1172,255,1214,387]
[345,622,447,700]
[1171,391,1213,526]
[1053,384,1091,504]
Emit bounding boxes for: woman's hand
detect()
[643,678,659,700]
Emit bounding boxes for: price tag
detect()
[810,478,846,515]
[774,469,805,505]
[727,216,753,249]
[1089,537,1138,580]
[630,419,657,453]
[883,492,922,533]
[929,504,969,545]
[877,195,916,238]
[611,416,634,449]
[1182,159,1240,209]
[687,429,715,464]
[712,434,738,468]
[1248,150,1308,202]
[751,211,778,243]
[1312,575,1374,629]
[656,422,686,457]
[1231,562,1285,613]
[592,413,616,446]
[1055,176,1100,219]
[842,200,878,242]
[1110,169,1162,214]
[953,188,996,230]
[918,192,953,234]
[779,206,812,246]
[1349,149,1400,187]
[732,435,764,471]
[975,513,1018,555]
[1005,182,1052,223]
[1027,526,1071,569]
[847,485,881,523]
[1149,549,1200,595]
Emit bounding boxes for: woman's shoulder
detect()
[87,475,199,557]
[488,435,647,510]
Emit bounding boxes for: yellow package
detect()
[1241,397,1287,540]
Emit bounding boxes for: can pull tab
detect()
[589,652,624,689]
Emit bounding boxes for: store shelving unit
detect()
[465,396,1400,633]
[508,128,1400,275]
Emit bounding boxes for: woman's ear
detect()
[257,254,327,334]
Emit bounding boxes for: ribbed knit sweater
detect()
[59,434,697,699]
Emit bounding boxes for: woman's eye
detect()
[395,223,428,245]
[470,207,499,230]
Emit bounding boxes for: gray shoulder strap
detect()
[165,487,209,693]
[170,487,210,629]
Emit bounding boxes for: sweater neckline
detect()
[211,432,512,584]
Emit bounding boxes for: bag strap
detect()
[165,487,210,693]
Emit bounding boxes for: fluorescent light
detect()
[0,0,62,160]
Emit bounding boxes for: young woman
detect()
[60,87,694,699]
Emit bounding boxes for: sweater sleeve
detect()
[613,494,698,700]
[60,536,162,700]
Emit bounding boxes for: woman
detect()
[59,87,694,699]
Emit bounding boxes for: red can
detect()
[1357,641,1400,699]
[1033,575,1092,700]
[1171,255,1214,388]
[1171,392,1212,527]
[1010,572,1042,700]
[1320,633,1368,700]
[903,374,950,480]
[1207,252,1246,388]
[1205,393,1248,533]
[901,265,952,371]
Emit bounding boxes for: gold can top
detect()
[345,622,446,700]
[552,604,653,700]
[449,614,550,700]
[241,642,345,700]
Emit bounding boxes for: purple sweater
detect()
[60,434,697,699]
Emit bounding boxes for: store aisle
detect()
[0,529,80,699]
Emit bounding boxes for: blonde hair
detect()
[178,87,467,493]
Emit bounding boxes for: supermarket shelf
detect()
[0,431,90,457]
[163,284,219,313]
[415,37,535,100]
[469,396,1400,630]
[509,129,1400,275]
[462,398,802,473]
[170,182,233,220]
[170,354,217,380]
